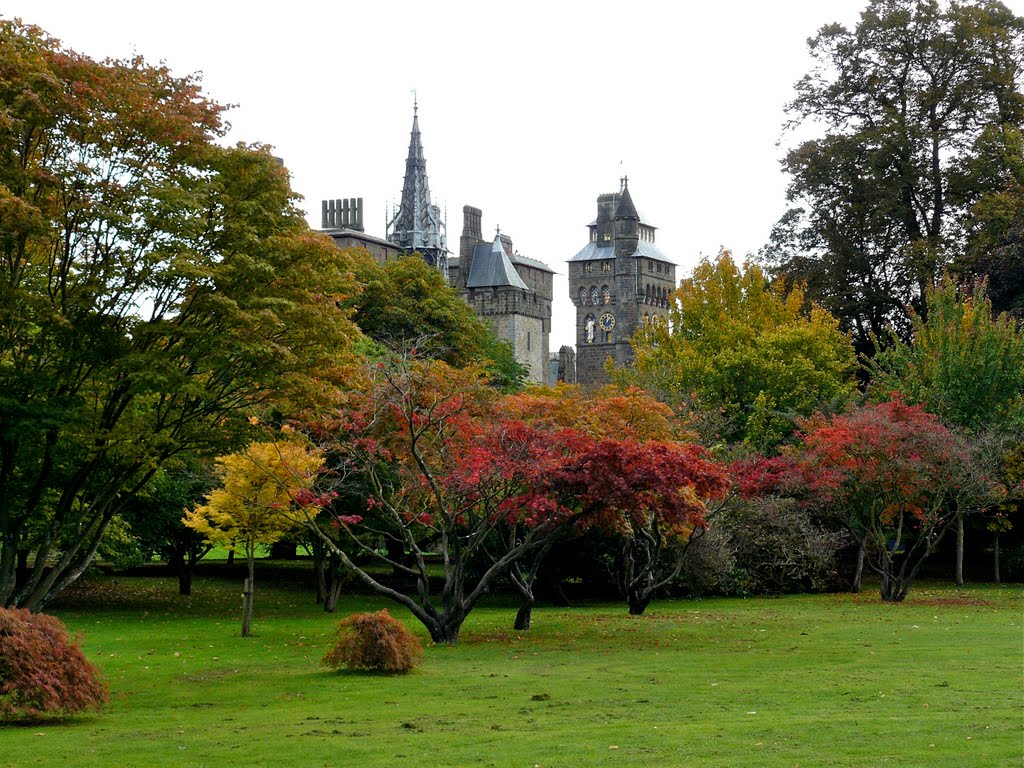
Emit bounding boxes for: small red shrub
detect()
[0,607,108,719]
[322,609,422,674]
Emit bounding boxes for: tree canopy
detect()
[624,251,857,447]
[344,251,526,389]
[869,277,1024,431]
[0,20,362,609]
[764,0,1024,352]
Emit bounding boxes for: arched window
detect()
[578,287,586,305]
[601,285,610,304]
[645,284,651,303]
[590,286,599,305]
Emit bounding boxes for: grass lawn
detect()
[1,571,1020,767]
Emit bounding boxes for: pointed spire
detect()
[614,176,639,220]
[387,99,447,276]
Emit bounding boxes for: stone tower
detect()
[387,99,448,276]
[450,206,554,385]
[568,180,675,386]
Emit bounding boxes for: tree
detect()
[954,125,1024,317]
[122,465,216,596]
[499,386,726,622]
[625,251,856,446]
[753,401,1006,602]
[183,436,325,636]
[345,252,526,389]
[869,277,1024,583]
[543,436,730,615]
[309,353,576,644]
[765,0,1024,354]
[0,21,362,610]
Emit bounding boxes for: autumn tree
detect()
[184,436,325,636]
[309,353,575,644]
[765,0,1024,354]
[753,401,1006,602]
[0,21,362,610]
[624,251,856,446]
[869,277,1024,582]
[542,436,730,615]
[500,386,729,622]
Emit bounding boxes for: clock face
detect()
[599,313,616,332]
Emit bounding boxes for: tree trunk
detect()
[852,534,867,593]
[993,530,1000,585]
[226,545,235,567]
[177,559,193,596]
[241,564,254,638]
[323,555,344,613]
[627,591,652,615]
[513,596,534,631]
[429,621,463,645]
[385,538,407,576]
[315,559,327,604]
[955,511,965,587]
[324,574,343,613]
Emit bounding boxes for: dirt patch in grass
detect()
[909,596,994,606]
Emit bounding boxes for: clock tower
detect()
[567,180,675,386]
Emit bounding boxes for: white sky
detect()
[8,0,872,352]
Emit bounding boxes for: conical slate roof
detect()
[614,179,639,220]
[466,232,528,289]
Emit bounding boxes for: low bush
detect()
[322,609,422,674]
[719,497,848,594]
[674,524,737,596]
[0,607,108,719]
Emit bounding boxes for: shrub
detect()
[322,609,422,674]
[0,608,108,719]
[718,498,848,595]
[674,524,737,596]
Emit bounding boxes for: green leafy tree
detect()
[955,126,1024,317]
[765,0,1024,354]
[0,21,362,610]
[624,251,857,446]
[869,277,1024,582]
[122,465,216,596]
[345,251,526,389]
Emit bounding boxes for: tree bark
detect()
[627,590,652,615]
[955,511,965,587]
[852,533,867,593]
[177,557,193,596]
[241,567,254,638]
[993,530,1000,585]
[513,596,534,631]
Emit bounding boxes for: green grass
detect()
[1,573,1020,767]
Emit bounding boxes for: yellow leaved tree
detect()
[184,436,325,636]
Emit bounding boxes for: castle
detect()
[321,104,675,388]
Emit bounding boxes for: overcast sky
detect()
[9,0,874,351]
